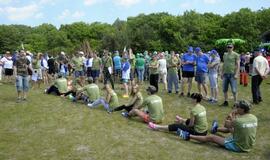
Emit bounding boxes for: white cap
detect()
[79,51,84,55]
[60,51,65,55]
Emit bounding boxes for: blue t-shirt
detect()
[196,54,209,73]
[113,56,122,70]
[182,53,197,72]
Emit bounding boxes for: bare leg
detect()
[197,83,201,95]
[187,78,193,93]
[190,135,225,146]
[202,83,208,97]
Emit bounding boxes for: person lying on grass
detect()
[148,93,208,136]
[87,84,119,113]
[178,100,257,152]
[112,84,143,116]
[127,85,164,124]
[74,77,100,104]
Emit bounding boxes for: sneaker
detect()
[220,101,229,107]
[107,109,112,114]
[16,97,21,103]
[122,94,129,98]
[176,91,179,94]
[177,128,190,140]
[87,103,93,108]
[211,120,218,134]
[121,112,129,118]
[44,89,47,94]
[148,122,157,130]
[22,98,27,102]
[187,92,191,97]
[168,91,172,94]
[180,92,184,97]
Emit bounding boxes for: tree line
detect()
[0,8,269,55]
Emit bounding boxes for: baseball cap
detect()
[146,85,157,94]
[210,49,218,55]
[188,46,193,52]
[195,47,201,53]
[234,100,252,111]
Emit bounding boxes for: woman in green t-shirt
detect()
[112,84,143,115]
[87,84,119,113]
[148,93,208,136]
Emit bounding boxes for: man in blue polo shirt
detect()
[195,47,209,98]
[181,46,197,97]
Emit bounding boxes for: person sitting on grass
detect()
[74,77,100,104]
[178,100,257,153]
[128,85,164,123]
[148,93,208,136]
[112,84,143,116]
[87,84,119,113]
[45,74,68,96]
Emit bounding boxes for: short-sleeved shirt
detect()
[80,84,100,101]
[92,57,102,70]
[223,51,239,74]
[102,56,113,68]
[54,78,68,93]
[126,92,143,108]
[232,114,257,152]
[15,57,30,76]
[142,95,164,122]
[167,56,179,75]
[135,57,145,69]
[145,55,151,65]
[182,53,197,72]
[129,54,136,69]
[149,60,158,75]
[191,104,208,133]
[109,91,119,108]
[196,54,210,73]
[252,55,269,76]
[72,56,84,71]
[113,55,122,70]
[209,56,220,74]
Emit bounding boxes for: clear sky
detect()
[0,0,269,27]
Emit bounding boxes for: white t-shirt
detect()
[84,58,93,68]
[252,55,269,76]
[1,56,13,69]
[158,59,167,73]
[122,65,130,80]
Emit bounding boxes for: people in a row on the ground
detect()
[181,46,197,97]
[112,84,143,114]
[87,84,119,113]
[128,85,164,123]
[75,77,100,104]
[148,93,208,136]
[221,44,240,107]
[251,49,269,104]
[178,100,257,153]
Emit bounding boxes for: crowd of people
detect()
[0,44,269,153]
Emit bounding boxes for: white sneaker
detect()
[87,103,93,108]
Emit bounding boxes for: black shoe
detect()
[176,91,179,94]
[168,91,172,94]
[187,92,191,97]
[221,101,229,107]
[252,101,259,105]
[180,92,184,97]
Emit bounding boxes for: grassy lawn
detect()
[0,78,270,160]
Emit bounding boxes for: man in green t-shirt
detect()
[179,100,257,153]
[149,53,159,92]
[102,50,114,89]
[221,44,240,106]
[71,51,85,86]
[91,53,102,83]
[75,77,100,104]
[129,85,164,123]
[136,53,145,84]
[46,75,68,96]
[167,51,179,94]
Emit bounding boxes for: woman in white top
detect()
[158,53,167,91]
[1,51,13,83]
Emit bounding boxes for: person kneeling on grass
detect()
[127,86,164,123]
[148,93,208,136]
[87,84,119,113]
[75,77,100,104]
[112,84,143,116]
[178,100,257,153]
[45,74,68,96]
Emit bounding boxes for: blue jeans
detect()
[167,73,179,92]
[222,73,237,94]
[137,68,145,81]
[16,75,30,92]
[89,98,110,111]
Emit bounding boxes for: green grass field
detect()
[0,79,270,160]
